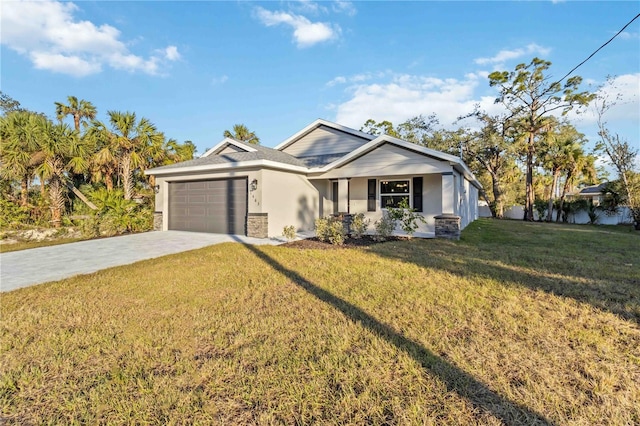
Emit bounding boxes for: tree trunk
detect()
[39,173,47,200]
[546,170,559,222]
[121,153,134,200]
[105,170,114,192]
[66,182,97,210]
[20,176,29,207]
[492,179,505,218]
[556,171,573,223]
[524,133,535,221]
[49,176,65,228]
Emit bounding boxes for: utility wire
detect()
[557,12,640,84]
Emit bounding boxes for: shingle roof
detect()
[579,183,607,194]
[149,144,308,172]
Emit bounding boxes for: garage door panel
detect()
[168,178,247,234]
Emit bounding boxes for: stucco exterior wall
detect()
[261,169,319,237]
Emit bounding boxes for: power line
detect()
[557,12,640,84]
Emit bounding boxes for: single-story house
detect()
[567,183,607,206]
[145,119,482,239]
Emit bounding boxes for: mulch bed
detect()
[281,235,406,250]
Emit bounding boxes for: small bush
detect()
[315,216,345,245]
[0,198,29,229]
[282,225,296,241]
[533,198,548,222]
[350,213,370,239]
[373,213,396,241]
[386,199,426,237]
[81,189,152,238]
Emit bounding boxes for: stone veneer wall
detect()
[247,213,268,238]
[434,214,461,240]
[153,212,163,231]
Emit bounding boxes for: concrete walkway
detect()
[0,231,285,292]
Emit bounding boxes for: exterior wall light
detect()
[153,184,160,193]
[250,179,258,191]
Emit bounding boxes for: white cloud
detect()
[30,52,101,77]
[211,75,229,86]
[293,0,328,15]
[619,31,640,40]
[325,71,390,87]
[568,73,640,126]
[164,46,181,61]
[254,7,340,48]
[334,73,505,129]
[326,76,347,87]
[332,1,357,16]
[474,43,551,68]
[0,0,180,77]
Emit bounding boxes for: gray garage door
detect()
[168,178,247,234]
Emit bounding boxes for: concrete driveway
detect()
[0,231,285,292]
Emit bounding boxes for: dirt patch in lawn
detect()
[282,235,407,249]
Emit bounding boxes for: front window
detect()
[380,180,409,208]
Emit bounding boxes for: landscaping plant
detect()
[282,225,296,241]
[314,216,346,245]
[349,213,370,239]
[385,198,426,237]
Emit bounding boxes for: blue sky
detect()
[1,1,638,158]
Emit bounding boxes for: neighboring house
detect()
[145,119,482,238]
[567,183,607,206]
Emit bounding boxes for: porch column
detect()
[441,172,455,214]
[338,178,349,213]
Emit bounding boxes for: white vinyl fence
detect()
[497,205,634,225]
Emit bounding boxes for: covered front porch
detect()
[309,172,466,238]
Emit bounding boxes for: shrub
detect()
[385,198,426,237]
[315,216,345,245]
[0,198,29,229]
[533,198,548,221]
[350,213,370,239]
[81,189,152,238]
[373,213,396,241]
[282,225,296,241]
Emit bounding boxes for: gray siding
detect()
[281,125,370,157]
[318,143,450,179]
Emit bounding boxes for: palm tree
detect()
[54,96,97,132]
[34,121,89,227]
[556,150,596,223]
[0,111,42,206]
[86,120,118,192]
[107,111,163,200]
[540,123,586,222]
[223,124,260,145]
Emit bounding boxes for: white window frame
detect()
[379,179,411,209]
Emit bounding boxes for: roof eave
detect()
[146,159,309,176]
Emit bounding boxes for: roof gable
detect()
[201,137,258,157]
[274,119,375,157]
[312,135,482,188]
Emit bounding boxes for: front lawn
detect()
[1,219,639,424]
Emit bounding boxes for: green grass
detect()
[0,238,85,253]
[1,219,639,424]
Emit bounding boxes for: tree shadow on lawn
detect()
[242,243,555,425]
[367,232,640,325]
